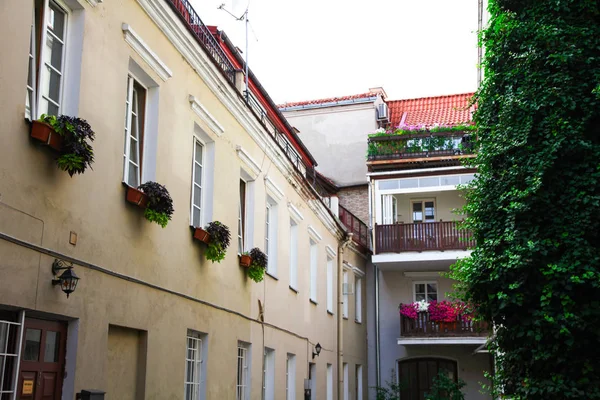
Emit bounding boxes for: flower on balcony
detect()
[416,299,430,312]
[399,303,418,319]
[429,300,459,322]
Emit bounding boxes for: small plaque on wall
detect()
[22,379,34,395]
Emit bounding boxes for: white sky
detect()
[190,0,480,103]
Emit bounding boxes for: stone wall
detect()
[338,185,369,225]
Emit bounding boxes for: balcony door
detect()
[398,358,458,400]
[382,195,398,225]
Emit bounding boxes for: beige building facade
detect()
[0,0,368,399]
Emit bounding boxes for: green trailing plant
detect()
[247,247,267,282]
[40,114,95,176]
[372,376,402,400]
[138,181,174,228]
[204,221,231,263]
[424,372,466,400]
[449,0,600,399]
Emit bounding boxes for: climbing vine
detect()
[450,0,600,399]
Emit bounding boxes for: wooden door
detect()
[17,318,67,400]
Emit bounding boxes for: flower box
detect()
[193,227,211,244]
[239,254,252,268]
[126,186,149,208]
[30,120,63,151]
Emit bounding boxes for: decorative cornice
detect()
[236,146,261,181]
[287,202,304,222]
[308,226,323,243]
[264,176,284,201]
[122,23,172,81]
[325,245,337,258]
[189,95,225,137]
[343,261,365,277]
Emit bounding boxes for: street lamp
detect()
[52,259,80,298]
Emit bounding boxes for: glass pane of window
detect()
[44,331,60,362]
[424,202,435,221]
[415,293,426,302]
[399,179,418,189]
[48,3,66,40]
[193,186,201,209]
[420,177,439,187]
[24,329,41,361]
[412,202,423,222]
[129,137,139,164]
[427,283,437,294]
[441,176,460,186]
[379,180,398,190]
[128,162,139,187]
[415,283,425,294]
[194,163,202,186]
[195,142,203,164]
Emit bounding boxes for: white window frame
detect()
[184,330,206,400]
[237,343,250,400]
[326,364,333,400]
[355,365,363,400]
[309,363,316,400]
[411,198,436,223]
[190,138,205,228]
[355,277,362,323]
[239,179,247,254]
[26,0,70,120]
[265,196,278,276]
[289,219,298,290]
[343,270,349,318]
[343,363,349,400]
[413,281,438,302]
[326,257,334,313]
[309,240,318,303]
[263,348,275,400]
[123,74,147,187]
[0,315,25,399]
[286,353,296,400]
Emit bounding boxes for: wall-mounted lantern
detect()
[52,259,80,298]
[312,343,322,359]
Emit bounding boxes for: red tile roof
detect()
[388,93,475,127]
[278,92,377,109]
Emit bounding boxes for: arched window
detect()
[398,358,458,400]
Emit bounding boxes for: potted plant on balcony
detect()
[239,251,252,268]
[126,182,174,228]
[32,114,95,176]
[204,221,231,263]
[428,300,458,333]
[246,247,267,283]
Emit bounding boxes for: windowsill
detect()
[343,316,349,320]
[310,299,318,306]
[289,286,298,294]
[266,272,278,281]
[327,310,334,316]
[355,319,362,324]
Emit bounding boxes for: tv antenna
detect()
[217,3,257,99]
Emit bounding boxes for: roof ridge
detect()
[388,92,475,103]
[277,91,378,108]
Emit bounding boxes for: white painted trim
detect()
[367,166,469,177]
[264,176,284,201]
[343,261,365,277]
[397,337,487,345]
[308,226,323,243]
[84,0,102,6]
[236,146,261,180]
[325,245,336,258]
[189,95,225,136]
[122,23,172,81]
[403,271,444,278]
[287,202,304,222]
[378,185,460,195]
[352,267,365,278]
[372,250,471,264]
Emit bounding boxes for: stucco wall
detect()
[339,185,369,225]
[376,270,492,399]
[283,105,377,186]
[0,0,367,398]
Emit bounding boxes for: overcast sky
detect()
[190,0,480,103]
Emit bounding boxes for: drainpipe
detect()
[374,264,381,386]
[338,233,353,400]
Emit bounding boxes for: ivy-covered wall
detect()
[451,0,600,398]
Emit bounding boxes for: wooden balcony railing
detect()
[374,222,474,254]
[339,205,369,249]
[400,312,489,338]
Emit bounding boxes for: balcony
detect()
[339,205,369,250]
[399,312,489,345]
[374,222,474,254]
[367,131,476,172]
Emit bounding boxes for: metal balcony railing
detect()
[375,222,474,254]
[338,205,369,249]
[400,312,489,338]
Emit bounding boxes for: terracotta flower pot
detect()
[30,120,63,150]
[239,254,252,268]
[193,227,211,244]
[126,186,149,208]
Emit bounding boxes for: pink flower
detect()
[399,303,418,319]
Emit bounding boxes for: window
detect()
[355,277,362,323]
[123,76,147,187]
[355,365,363,400]
[265,197,278,275]
[239,180,246,254]
[0,316,23,399]
[190,139,204,227]
[185,330,206,400]
[289,219,298,290]
[237,343,250,400]
[26,0,68,119]
[343,362,349,400]
[411,199,435,223]
[414,282,438,302]
[343,271,349,318]
[286,353,296,400]
[326,257,334,313]
[326,364,333,400]
[398,358,458,400]
[309,240,318,303]
[309,363,316,400]
[263,348,275,400]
